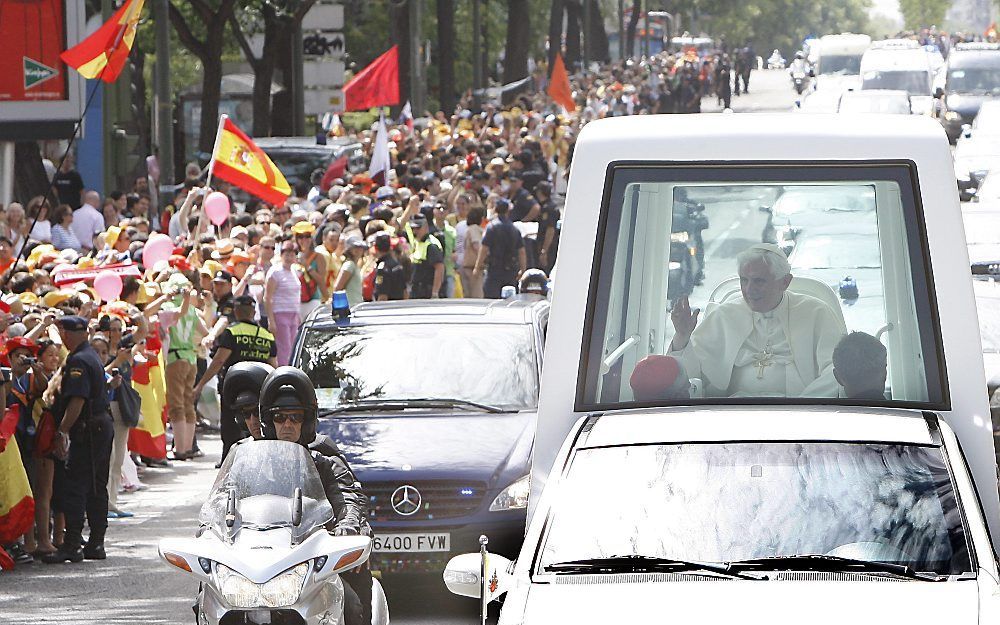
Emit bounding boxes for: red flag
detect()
[547,53,576,112]
[344,46,401,111]
[321,154,349,193]
[60,0,145,83]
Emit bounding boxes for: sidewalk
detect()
[0,437,223,625]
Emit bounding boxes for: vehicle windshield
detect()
[840,94,910,114]
[199,440,334,542]
[819,54,862,75]
[947,67,1000,94]
[862,70,931,96]
[298,323,539,411]
[581,167,945,409]
[539,443,972,576]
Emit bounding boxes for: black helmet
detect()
[259,366,318,445]
[222,362,275,412]
[518,268,549,296]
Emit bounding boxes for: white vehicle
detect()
[812,33,872,92]
[444,114,1000,624]
[861,39,936,115]
[837,88,912,114]
[159,440,390,625]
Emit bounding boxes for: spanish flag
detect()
[127,349,167,460]
[60,0,145,83]
[547,53,576,113]
[0,405,34,547]
[209,115,291,205]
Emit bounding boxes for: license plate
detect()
[372,533,451,553]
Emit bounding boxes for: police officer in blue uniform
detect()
[44,316,114,564]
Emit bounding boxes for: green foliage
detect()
[898,0,951,30]
[699,0,872,55]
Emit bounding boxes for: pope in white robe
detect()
[668,243,846,398]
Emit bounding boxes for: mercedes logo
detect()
[391,485,422,516]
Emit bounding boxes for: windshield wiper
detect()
[544,555,762,580]
[725,554,945,581]
[320,397,506,415]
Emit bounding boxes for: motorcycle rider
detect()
[516,268,549,300]
[789,51,809,91]
[259,366,374,625]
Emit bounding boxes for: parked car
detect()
[937,42,1000,143]
[837,89,911,114]
[293,299,548,575]
[230,136,365,205]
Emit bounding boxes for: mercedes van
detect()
[861,39,936,115]
[444,114,1000,624]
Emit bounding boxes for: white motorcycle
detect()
[158,439,389,625]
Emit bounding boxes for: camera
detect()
[21,356,36,365]
[111,368,120,377]
[119,333,136,350]
[0,367,12,384]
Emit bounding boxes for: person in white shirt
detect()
[71,190,106,251]
[668,243,844,398]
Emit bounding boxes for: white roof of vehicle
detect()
[861,46,932,72]
[581,408,933,448]
[818,33,871,54]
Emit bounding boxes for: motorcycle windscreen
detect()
[199,440,334,542]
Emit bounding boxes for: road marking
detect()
[705,206,753,259]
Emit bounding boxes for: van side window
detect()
[578,165,946,410]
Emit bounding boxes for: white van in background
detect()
[798,33,871,112]
[861,39,936,115]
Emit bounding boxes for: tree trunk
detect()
[12,142,49,204]
[199,40,225,159]
[389,1,410,115]
[565,1,581,68]
[272,32,295,137]
[625,0,640,59]
[586,0,609,63]
[130,49,152,179]
[503,0,530,89]
[548,0,566,68]
[437,0,456,115]
[253,14,291,137]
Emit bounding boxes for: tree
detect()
[625,0,641,59]
[898,0,951,30]
[565,1,582,67]
[437,0,456,114]
[229,0,318,137]
[548,0,566,67]
[168,0,238,159]
[504,0,532,91]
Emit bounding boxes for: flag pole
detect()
[205,113,228,191]
[479,534,489,625]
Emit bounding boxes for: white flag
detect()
[367,114,391,184]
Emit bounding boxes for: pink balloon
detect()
[93,270,123,302]
[204,191,231,226]
[143,233,174,269]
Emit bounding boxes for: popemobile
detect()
[444,113,1000,624]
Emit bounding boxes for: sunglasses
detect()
[261,245,275,250]
[272,412,304,424]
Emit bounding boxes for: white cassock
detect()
[669,291,846,397]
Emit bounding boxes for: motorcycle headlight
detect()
[670,231,689,243]
[945,111,962,121]
[215,562,309,608]
[490,475,530,512]
[260,562,309,607]
[216,563,260,608]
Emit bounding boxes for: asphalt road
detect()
[0,68,793,625]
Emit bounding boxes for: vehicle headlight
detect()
[490,475,530,512]
[990,387,1000,410]
[945,111,962,121]
[215,562,309,608]
[260,563,309,607]
[670,231,689,243]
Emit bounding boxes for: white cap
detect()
[375,185,395,200]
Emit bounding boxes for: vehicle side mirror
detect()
[962,123,973,138]
[444,552,513,601]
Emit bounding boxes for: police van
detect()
[444,114,1000,623]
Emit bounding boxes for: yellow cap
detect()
[18,292,39,306]
[42,290,72,308]
[291,221,316,235]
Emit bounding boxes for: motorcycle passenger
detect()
[221,362,274,441]
[259,367,373,625]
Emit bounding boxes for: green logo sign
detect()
[24,57,58,90]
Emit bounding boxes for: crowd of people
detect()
[0,39,754,571]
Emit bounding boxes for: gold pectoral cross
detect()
[753,344,774,379]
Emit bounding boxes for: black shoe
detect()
[6,543,33,565]
[214,461,223,469]
[42,545,84,564]
[83,544,106,560]
[143,456,170,467]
